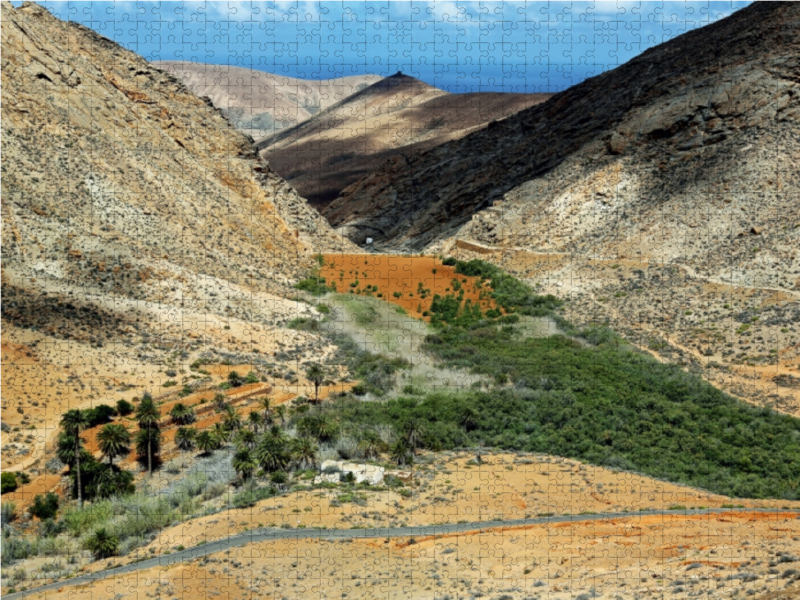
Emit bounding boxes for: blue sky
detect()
[23,1,751,92]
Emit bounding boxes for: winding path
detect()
[7,508,796,600]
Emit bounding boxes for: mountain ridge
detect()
[259,72,550,206]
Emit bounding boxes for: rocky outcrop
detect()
[324,1,800,292]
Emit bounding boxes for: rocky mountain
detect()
[1,0,355,461]
[325,1,800,291]
[260,73,549,207]
[156,61,381,141]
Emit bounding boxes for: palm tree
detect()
[292,437,318,469]
[257,396,273,422]
[275,405,287,427]
[234,428,257,450]
[195,431,217,456]
[459,407,479,432]
[256,432,290,473]
[212,422,229,446]
[223,405,242,434]
[305,364,325,403]
[85,527,119,559]
[169,403,195,426]
[248,410,264,433]
[174,427,196,455]
[135,428,161,473]
[390,439,413,466]
[135,394,161,476]
[403,419,425,453]
[60,409,89,506]
[358,431,384,460]
[97,423,131,465]
[232,447,256,482]
[213,393,228,413]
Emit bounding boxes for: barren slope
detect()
[259,73,550,207]
[0,0,355,470]
[155,61,381,140]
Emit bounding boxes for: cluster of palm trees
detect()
[58,394,163,505]
[169,395,320,483]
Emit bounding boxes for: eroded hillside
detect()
[0,0,355,469]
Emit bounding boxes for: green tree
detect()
[223,405,242,434]
[174,427,197,455]
[459,407,479,432]
[390,439,413,466]
[358,431,384,460]
[402,419,425,453]
[234,428,258,451]
[248,410,264,433]
[306,364,325,403]
[256,431,290,472]
[169,403,195,426]
[135,394,161,476]
[227,370,243,388]
[195,431,217,456]
[96,424,131,465]
[213,393,228,413]
[135,428,161,473]
[85,527,119,559]
[258,396,273,422]
[212,422,230,446]
[60,409,89,506]
[275,405,287,427]
[232,448,257,482]
[292,437,318,469]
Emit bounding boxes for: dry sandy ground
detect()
[116,453,800,558]
[20,509,800,600]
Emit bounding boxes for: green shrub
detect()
[116,399,134,416]
[83,404,117,427]
[1,472,18,494]
[29,492,59,520]
[295,276,335,296]
[85,527,119,559]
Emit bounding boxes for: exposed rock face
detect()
[260,73,550,207]
[156,61,382,141]
[325,2,800,291]
[1,0,354,312]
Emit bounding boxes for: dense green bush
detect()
[116,399,134,417]
[83,404,117,427]
[29,492,59,520]
[1,472,18,494]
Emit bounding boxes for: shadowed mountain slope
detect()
[259,73,550,207]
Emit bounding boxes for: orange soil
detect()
[21,509,800,600]
[2,474,63,510]
[321,254,497,320]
